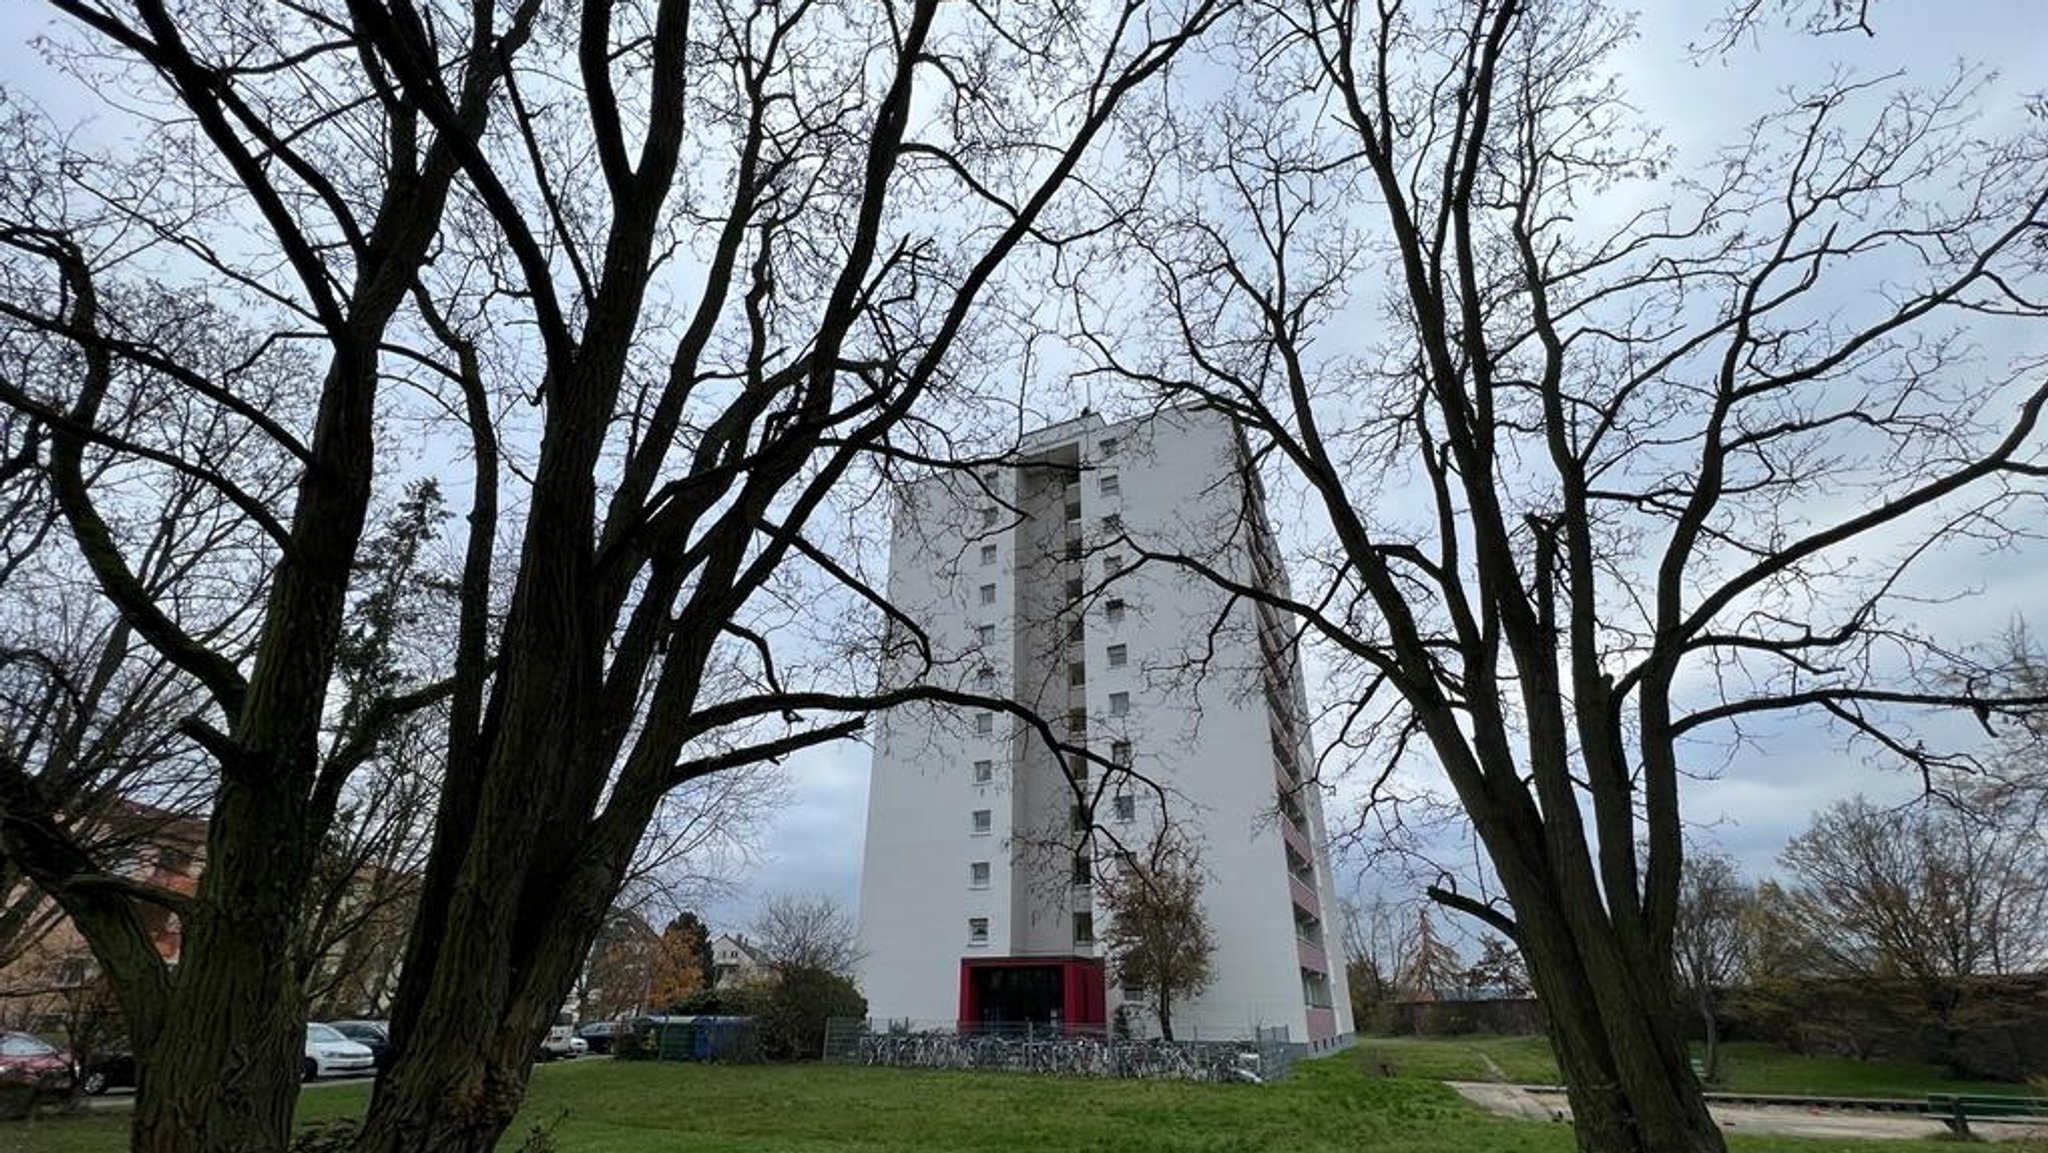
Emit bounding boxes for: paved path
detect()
[1447,1082,2048,1143]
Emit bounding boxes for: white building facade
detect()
[856,409,1354,1051]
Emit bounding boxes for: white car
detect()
[304,1023,376,1081]
[538,1033,588,1060]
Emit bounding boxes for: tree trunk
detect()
[1699,990,1721,1083]
[1508,878,1724,1153]
[1156,991,1174,1043]
[130,779,311,1153]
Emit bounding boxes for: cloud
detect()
[710,742,871,933]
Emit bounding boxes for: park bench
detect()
[1922,1093,2048,1139]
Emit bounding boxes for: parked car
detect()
[537,1033,588,1061]
[78,1049,137,1095]
[304,1023,375,1081]
[0,1032,74,1094]
[574,1020,630,1055]
[536,1010,585,1061]
[325,1021,392,1072]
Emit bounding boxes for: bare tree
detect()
[1672,853,1753,1081]
[1340,895,1405,1032]
[1096,833,1215,1042]
[0,2,1229,1150]
[1082,1,2048,1148]
[1393,908,1463,1002]
[1780,796,2048,983]
[750,893,862,980]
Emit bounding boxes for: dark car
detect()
[0,1032,75,1094]
[78,1050,137,1095]
[574,1020,630,1055]
[325,1020,392,1073]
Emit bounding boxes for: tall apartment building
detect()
[855,408,1354,1050]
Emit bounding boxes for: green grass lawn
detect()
[1,1051,1977,1153]
[1353,1034,2030,1102]
[1708,1043,2025,1100]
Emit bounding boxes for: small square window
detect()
[1102,513,1122,534]
[1072,854,1092,887]
[976,623,996,646]
[981,506,999,528]
[977,666,996,689]
[970,861,991,888]
[1111,740,1132,766]
[1065,753,1090,782]
[979,583,997,606]
[1104,554,1123,577]
[1067,618,1085,643]
[1066,709,1087,737]
[1107,644,1128,669]
[980,543,998,565]
[1065,578,1083,601]
[1100,474,1120,498]
[1074,912,1095,945]
[972,809,992,834]
[1113,794,1135,822]
[973,759,994,784]
[1071,805,1088,833]
[1068,662,1086,687]
[1100,436,1119,457]
[1105,598,1126,624]
[975,713,994,736]
[969,917,990,944]
[1109,691,1130,716]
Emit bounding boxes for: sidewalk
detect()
[1446,1081,2048,1143]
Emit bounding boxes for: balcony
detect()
[1278,813,1313,861]
[1288,873,1321,921]
[1296,936,1329,975]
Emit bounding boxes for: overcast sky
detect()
[5,2,2044,941]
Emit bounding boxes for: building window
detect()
[1101,513,1122,534]
[977,666,997,690]
[1071,804,1088,832]
[1100,474,1120,498]
[1065,752,1090,782]
[970,861,991,889]
[1072,853,1092,887]
[1105,598,1126,624]
[1067,617,1085,643]
[981,506,999,528]
[1107,644,1128,669]
[1104,553,1123,577]
[976,623,996,646]
[1066,709,1087,737]
[1100,436,1120,457]
[980,543,998,565]
[1068,662,1086,687]
[969,917,990,944]
[1074,912,1095,945]
[979,582,997,605]
[973,759,994,784]
[975,713,994,736]
[1111,740,1132,766]
[1113,794,1136,822]
[1109,691,1130,716]
[972,809,992,835]
[1065,578,1083,601]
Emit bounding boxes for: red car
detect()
[0,1031,76,1094]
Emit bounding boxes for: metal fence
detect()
[821,1019,1297,1083]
